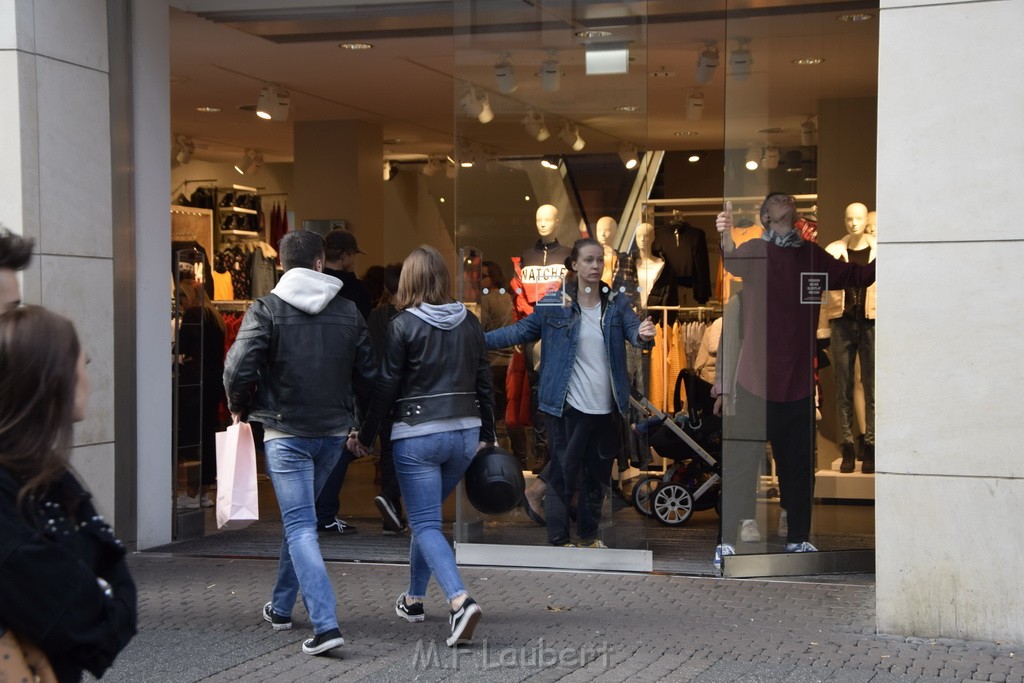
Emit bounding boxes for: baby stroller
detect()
[628,369,722,526]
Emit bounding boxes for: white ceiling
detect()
[169,0,879,164]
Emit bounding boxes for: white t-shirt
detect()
[566,302,615,414]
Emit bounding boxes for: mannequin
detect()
[510,204,572,317]
[594,216,619,286]
[824,202,876,474]
[866,210,877,237]
[633,222,678,321]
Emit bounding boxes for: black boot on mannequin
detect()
[840,442,856,473]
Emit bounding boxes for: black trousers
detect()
[722,385,815,545]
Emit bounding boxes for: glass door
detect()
[718,3,878,577]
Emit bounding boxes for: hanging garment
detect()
[211,269,234,300]
[648,322,666,411]
[653,220,712,304]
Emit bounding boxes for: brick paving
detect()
[100,554,1022,682]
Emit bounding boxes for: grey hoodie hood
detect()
[407,302,467,330]
[271,268,342,315]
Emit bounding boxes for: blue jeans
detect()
[264,435,343,634]
[314,444,354,525]
[393,427,478,602]
[543,407,616,545]
[830,316,875,446]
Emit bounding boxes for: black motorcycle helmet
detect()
[464,445,525,515]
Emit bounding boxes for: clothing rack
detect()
[212,300,252,310]
[171,178,219,198]
[644,305,723,413]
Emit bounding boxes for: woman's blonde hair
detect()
[393,245,455,310]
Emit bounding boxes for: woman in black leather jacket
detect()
[357,245,493,648]
[0,307,137,682]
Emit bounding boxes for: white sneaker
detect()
[777,510,788,539]
[739,519,761,543]
[177,493,200,509]
[785,541,818,553]
[713,543,735,570]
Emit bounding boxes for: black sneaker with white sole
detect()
[374,495,404,533]
[446,597,482,647]
[395,593,425,623]
[302,628,345,655]
[262,602,292,631]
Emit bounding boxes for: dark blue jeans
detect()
[315,444,353,525]
[543,407,616,545]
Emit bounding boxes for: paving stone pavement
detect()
[97,554,1023,683]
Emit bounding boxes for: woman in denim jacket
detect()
[486,238,656,547]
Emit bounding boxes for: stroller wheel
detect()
[652,483,694,526]
[631,476,660,518]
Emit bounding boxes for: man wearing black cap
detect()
[315,228,372,535]
[323,228,372,320]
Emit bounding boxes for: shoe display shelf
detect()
[217,183,260,237]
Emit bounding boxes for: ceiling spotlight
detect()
[494,53,517,93]
[459,87,494,124]
[745,147,760,171]
[540,156,560,170]
[174,135,194,164]
[521,109,550,142]
[762,145,780,169]
[557,122,585,151]
[688,153,701,163]
[792,57,824,66]
[695,42,719,84]
[618,142,639,170]
[837,13,874,22]
[256,83,290,121]
[730,39,753,80]
[338,42,373,50]
[234,148,262,175]
[800,116,818,145]
[686,88,705,121]
[540,52,560,92]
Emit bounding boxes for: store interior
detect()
[167,0,880,575]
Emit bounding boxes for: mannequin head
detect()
[594,216,617,247]
[844,202,869,236]
[535,204,559,243]
[866,210,877,237]
[635,222,655,258]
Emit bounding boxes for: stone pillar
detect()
[875,0,1024,641]
[0,0,119,518]
[292,120,384,263]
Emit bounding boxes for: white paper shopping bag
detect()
[215,422,260,530]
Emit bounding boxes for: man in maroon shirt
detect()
[714,194,875,556]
